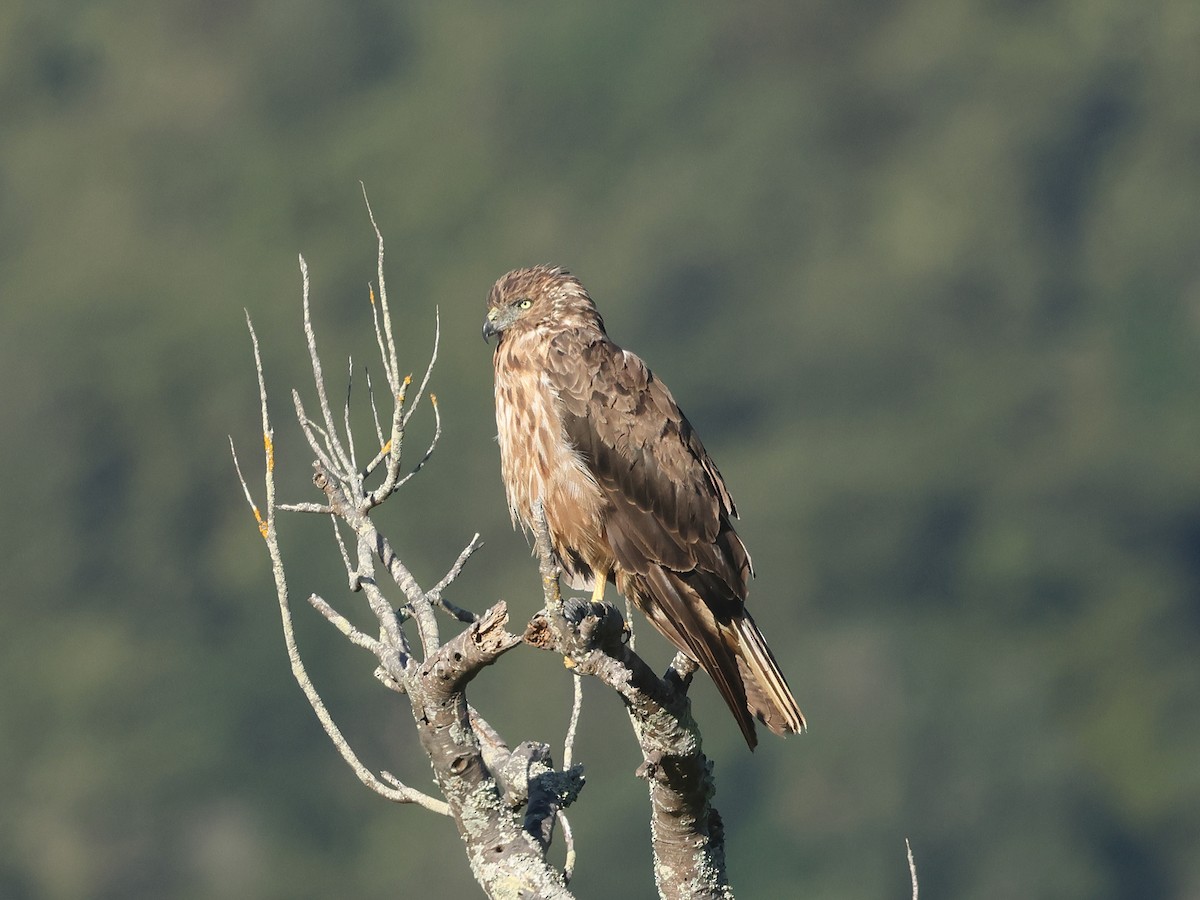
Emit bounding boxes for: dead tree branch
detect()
[232,199,739,899]
[523,504,734,900]
[232,221,581,898]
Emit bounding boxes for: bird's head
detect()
[483,265,604,343]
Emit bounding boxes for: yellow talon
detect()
[590,578,606,604]
[563,656,577,670]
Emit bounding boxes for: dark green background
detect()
[3,2,1198,897]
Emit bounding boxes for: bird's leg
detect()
[558,572,607,670]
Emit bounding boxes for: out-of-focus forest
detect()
[2,1,1198,897]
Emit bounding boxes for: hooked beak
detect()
[482,307,506,343]
[482,317,500,343]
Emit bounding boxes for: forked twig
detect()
[230,312,447,816]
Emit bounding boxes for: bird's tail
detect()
[631,566,804,748]
[732,611,806,739]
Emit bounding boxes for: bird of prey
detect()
[483,265,804,748]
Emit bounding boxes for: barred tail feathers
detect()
[733,611,806,736]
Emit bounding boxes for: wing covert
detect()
[545,332,750,593]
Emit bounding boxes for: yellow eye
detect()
[518,298,532,309]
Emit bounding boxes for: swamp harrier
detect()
[483,266,804,748]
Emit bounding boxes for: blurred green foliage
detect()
[1,1,1198,897]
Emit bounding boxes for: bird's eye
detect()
[518,298,533,310]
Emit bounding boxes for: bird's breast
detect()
[493,345,610,573]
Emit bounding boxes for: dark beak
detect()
[482,318,500,343]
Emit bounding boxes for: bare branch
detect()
[365,367,386,449]
[402,308,440,430]
[299,253,353,474]
[367,373,411,507]
[563,673,583,770]
[376,770,452,817]
[369,527,440,652]
[308,593,382,655]
[242,211,764,899]
[228,437,267,541]
[277,501,334,514]
[349,525,407,655]
[361,184,400,392]
[524,500,733,900]
[361,436,393,480]
[343,355,358,474]
[369,283,394,390]
[408,603,574,899]
[426,533,484,623]
[906,838,919,900]
[395,389,442,489]
[469,705,513,797]
[360,189,416,510]
[234,314,435,814]
[291,389,340,474]
[560,812,577,885]
[330,516,355,585]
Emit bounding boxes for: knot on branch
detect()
[310,459,355,515]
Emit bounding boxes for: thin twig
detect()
[343,356,359,474]
[368,282,394,389]
[558,669,584,881]
[235,314,430,811]
[379,770,452,817]
[362,438,393,480]
[426,533,484,623]
[300,253,353,474]
[373,529,439,634]
[402,308,440,430]
[563,673,583,770]
[560,811,577,885]
[367,372,411,506]
[396,390,442,489]
[278,501,334,514]
[229,436,267,540]
[906,838,919,900]
[291,390,340,474]
[361,184,399,392]
[331,516,355,585]
[309,593,383,654]
[353,526,408,654]
[365,367,386,448]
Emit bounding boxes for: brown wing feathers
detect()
[552,335,804,745]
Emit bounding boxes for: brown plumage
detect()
[483,265,804,748]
